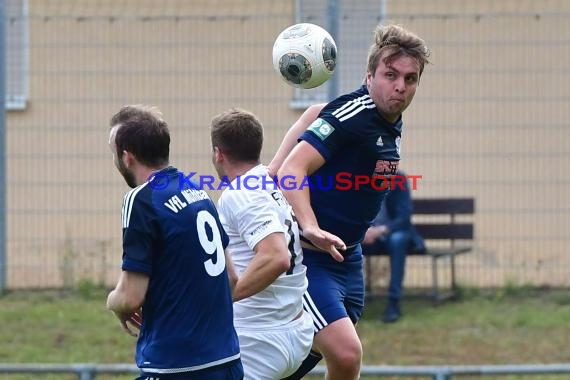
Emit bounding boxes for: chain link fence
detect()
[4,0,570,290]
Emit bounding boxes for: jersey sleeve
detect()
[299,111,358,161]
[121,189,158,275]
[221,189,285,250]
[210,199,230,249]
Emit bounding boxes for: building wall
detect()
[5,0,569,289]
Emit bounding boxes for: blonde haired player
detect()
[270,23,430,380]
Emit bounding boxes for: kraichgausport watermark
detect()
[147,171,422,191]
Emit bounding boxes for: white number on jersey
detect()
[196,210,226,277]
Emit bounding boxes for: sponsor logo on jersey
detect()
[373,160,399,176]
[308,118,334,141]
[250,220,272,236]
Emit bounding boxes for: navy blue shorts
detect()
[301,245,364,332]
[136,359,243,380]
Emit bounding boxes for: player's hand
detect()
[302,226,346,262]
[266,167,280,189]
[362,228,377,245]
[362,225,389,245]
[113,310,142,337]
[376,225,389,239]
[267,164,277,179]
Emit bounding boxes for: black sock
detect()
[281,350,323,380]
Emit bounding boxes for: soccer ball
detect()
[272,23,337,89]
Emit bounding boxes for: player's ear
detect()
[122,150,135,167]
[365,71,372,87]
[213,146,224,163]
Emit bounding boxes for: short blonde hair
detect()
[366,23,430,80]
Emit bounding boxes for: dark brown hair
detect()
[210,108,263,163]
[110,104,170,168]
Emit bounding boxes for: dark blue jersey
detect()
[299,85,402,246]
[121,166,240,374]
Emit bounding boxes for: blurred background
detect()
[2,0,569,292]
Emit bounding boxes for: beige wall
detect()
[6,0,569,289]
[385,0,570,288]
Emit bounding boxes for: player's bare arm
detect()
[232,232,291,302]
[107,270,149,337]
[267,103,326,177]
[278,141,346,261]
[224,249,239,292]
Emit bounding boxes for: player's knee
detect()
[389,230,409,245]
[340,344,362,369]
[326,340,362,372]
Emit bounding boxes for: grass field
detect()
[1,286,570,379]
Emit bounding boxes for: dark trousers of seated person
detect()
[363,229,412,301]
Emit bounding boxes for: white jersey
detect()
[218,164,307,329]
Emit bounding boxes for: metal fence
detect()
[3,363,570,380]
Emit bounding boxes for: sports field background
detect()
[4,0,569,290]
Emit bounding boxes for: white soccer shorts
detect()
[236,311,314,380]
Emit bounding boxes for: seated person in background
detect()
[362,170,425,323]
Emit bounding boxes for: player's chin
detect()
[384,104,405,120]
[392,101,409,114]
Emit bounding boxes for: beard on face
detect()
[212,155,225,180]
[117,158,137,188]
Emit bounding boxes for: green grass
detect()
[1,287,570,379]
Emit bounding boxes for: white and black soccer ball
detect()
[272,23,337,89]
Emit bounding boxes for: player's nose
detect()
[394,78,406,93]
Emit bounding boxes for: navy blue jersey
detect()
[299,85,402,246]
[121,166,240,374]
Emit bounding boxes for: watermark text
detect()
[147,171,422,192]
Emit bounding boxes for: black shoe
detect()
[382,301,401,323]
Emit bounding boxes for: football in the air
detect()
[272,23,337,89]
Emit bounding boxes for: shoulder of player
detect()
[122,182,152,208]
[120,183,155,227]
[220,186,269,209]
[323,93,377,127]
[219,187,276,223]
[123,180,187,213]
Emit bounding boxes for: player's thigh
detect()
[237,315,313,380]
[344,249,365,324]
[282,312,316,378]
[312,317,362,361]
[237,328,296,380]
[303,249,364,327]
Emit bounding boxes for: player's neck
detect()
[224,161,260,182]
[377,109,401,124]
[136,164,169,187]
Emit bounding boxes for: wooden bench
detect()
[364,197,475,303]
